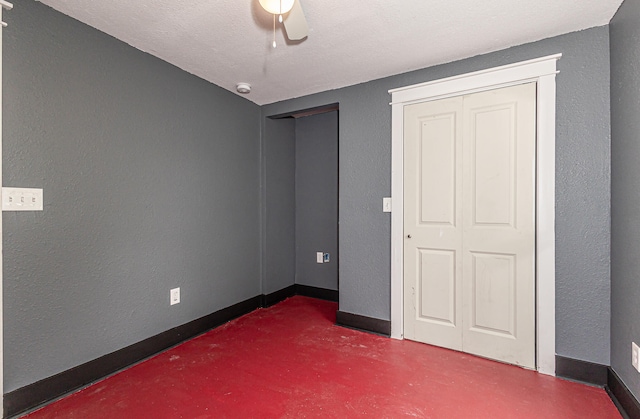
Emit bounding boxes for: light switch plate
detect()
[383,197,392,213]
[316,252,324,264]
[2,187,43,211]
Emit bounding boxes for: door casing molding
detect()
[389,54,561,376]
[1,3,7,408]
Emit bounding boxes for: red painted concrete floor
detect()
[23,296,620,418]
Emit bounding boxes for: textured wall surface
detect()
[262,26,611,364]
[611,0,640,399]
[3,1,261,392]
[262,117,296,294]
[295,112,338,291]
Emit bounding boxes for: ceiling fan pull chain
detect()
[274,0,283,46]
[272,14,277,48]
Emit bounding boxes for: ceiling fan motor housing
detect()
[259,0,294,15]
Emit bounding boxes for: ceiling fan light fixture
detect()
[259,0,308,49]
[259,0,294,15]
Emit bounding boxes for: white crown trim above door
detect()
[389,54,561,376]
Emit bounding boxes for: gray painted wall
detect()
[263,117,296,294]
[611,0,640,399]
[295,112,338,290]
[262,27,612,365]
[3,1,261,392]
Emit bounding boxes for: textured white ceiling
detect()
[38,0,622,105]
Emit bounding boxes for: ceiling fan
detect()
[259,0,309,47]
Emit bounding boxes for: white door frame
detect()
[0,1,12,409]
[389,54,561,376]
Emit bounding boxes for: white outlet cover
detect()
[633,342,639,372]
[170,287,180,305]
[316,252,324,264]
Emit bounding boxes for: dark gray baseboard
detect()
[260,284,338,307]
[295,284,339,302]
[554,355,640,419]
[4,285,340,418]
[336,310,391,336]
[607,368,640,419]
[261,285,297,307]
[555,355,608,386]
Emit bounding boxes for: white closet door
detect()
[404,83,536,368]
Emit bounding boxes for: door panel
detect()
[472,105,516,226]
[470,251,516,336]
[418,248,456,325]
[419,115,457,226]
[462,83,536,368]
[403,97,463,350]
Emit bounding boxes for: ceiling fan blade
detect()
[283,0,308,41]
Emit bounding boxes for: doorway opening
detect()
[263,104,340,301]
